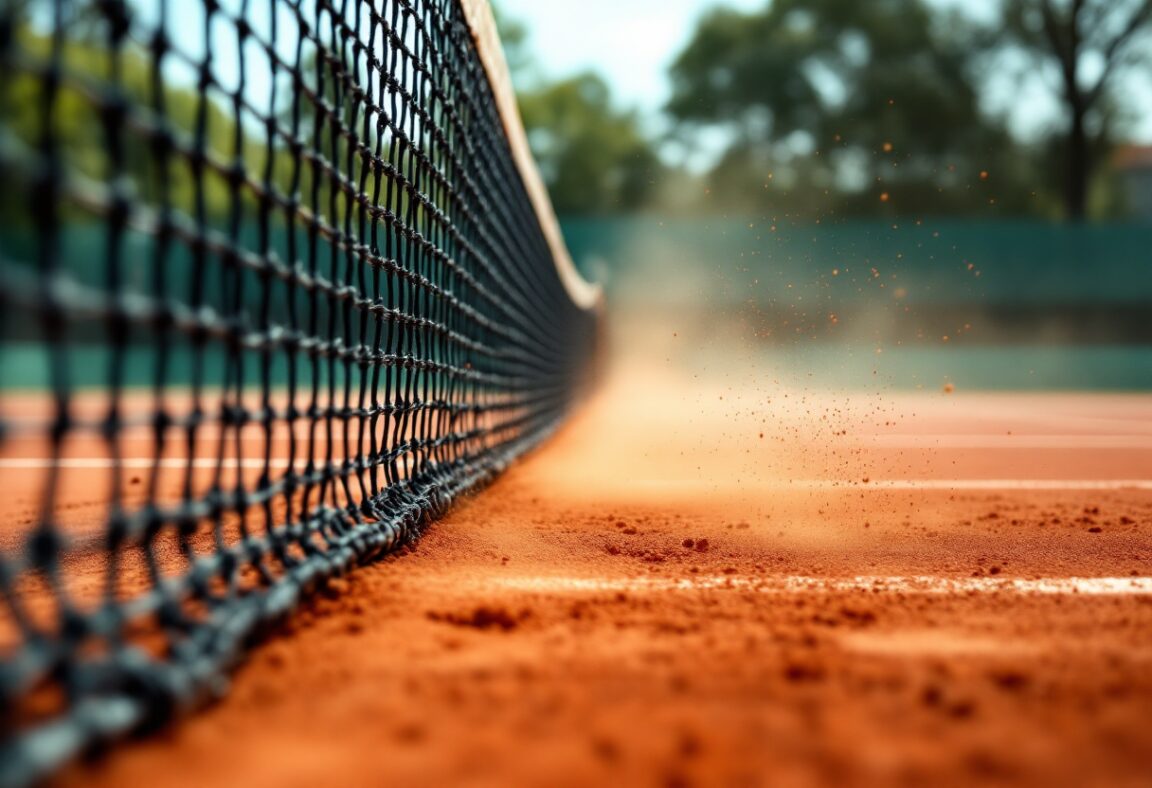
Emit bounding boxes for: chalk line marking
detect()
[632,479,1152,491]
[853,434,1152,450]
[1,460,1150,491]
[0,458,296,470]
[499,575,1152,596]
[794,479,1152,491]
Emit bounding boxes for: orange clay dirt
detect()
[41,350,1152,788]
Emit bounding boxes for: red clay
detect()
[8,360,1150,787]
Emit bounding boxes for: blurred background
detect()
[2,0,1151,392]
[499,0,1152,391]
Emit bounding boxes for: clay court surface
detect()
[4,351,1151,787]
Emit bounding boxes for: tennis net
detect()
[0,0,599,781]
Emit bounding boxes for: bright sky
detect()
[498,0,763,113]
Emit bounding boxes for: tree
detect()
[491,5,533,84]
[518,74,662,214]
[666,0,1029,216]
[493,5,663,215]
[0,3,260,226]
[997,0,1152,220]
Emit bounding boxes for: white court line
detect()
[0,457,423,471]
[1,461,1150,491]
[793,479,1152,491]
[1,458,302,470]
[633,479,1152,491]
[6,432,1150,447]
[853,434,1152,449]
[499,574,1152,596]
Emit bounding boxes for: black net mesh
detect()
[0,0,597,781]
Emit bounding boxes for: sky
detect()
[498,0,763,115]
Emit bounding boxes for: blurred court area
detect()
[49,330,1152,787]
[565,216,1152,391]
[12,207,1152,785]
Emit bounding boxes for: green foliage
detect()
[666,0,1042,217]
[0,7,335,230]
[493,4,663,215]
[491,4,533,83]
[0,12,257,226]
[992,0,1152,220]
[518,73,662,215]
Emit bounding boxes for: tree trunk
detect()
[1066,103,1090,222]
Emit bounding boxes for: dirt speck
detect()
[783,661,826,683]
[427,606,525,632]
[989,670,1030,692]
